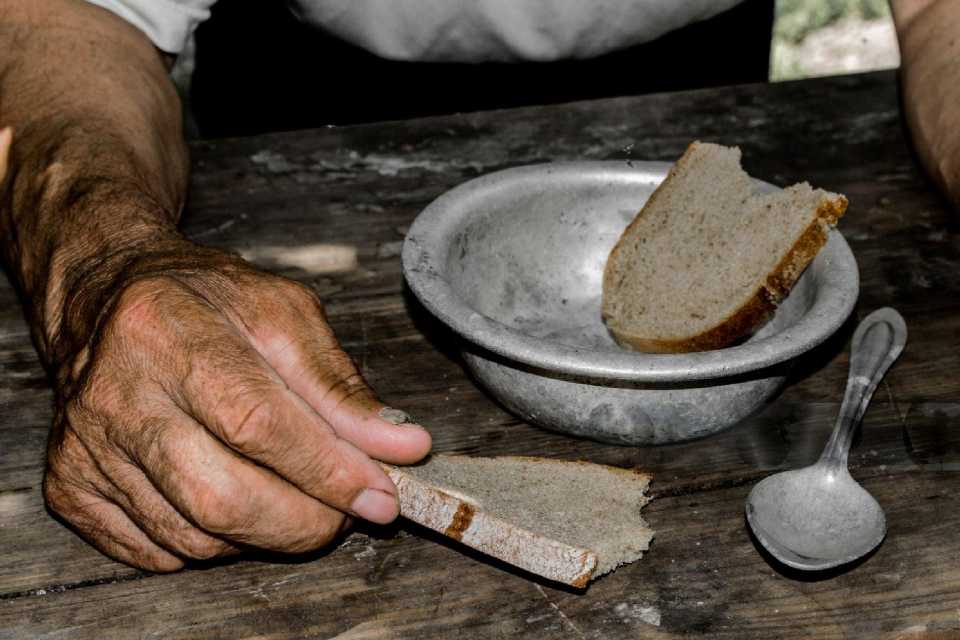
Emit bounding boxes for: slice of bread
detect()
[602,141,848,353]
[384,455,653,587]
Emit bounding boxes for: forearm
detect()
[0,0,189,363]
[891,0,960,208]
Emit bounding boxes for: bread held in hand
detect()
[385,455,653,587]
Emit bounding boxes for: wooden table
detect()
[2,70,959,639]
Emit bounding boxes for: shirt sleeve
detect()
[290,0,747,63]
[84,0,217,53]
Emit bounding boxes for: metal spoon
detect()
[745,307,907,570]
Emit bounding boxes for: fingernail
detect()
[351,489,399,524]
[378,407,424,429]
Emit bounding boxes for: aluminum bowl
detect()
[402,161,858,444]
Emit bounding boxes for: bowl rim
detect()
[402,160,859,383]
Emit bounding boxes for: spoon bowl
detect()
[747,466,886,570]
[745,307,907,571]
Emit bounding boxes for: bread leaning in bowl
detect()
[384,455,653,588]
[602,141,848,353]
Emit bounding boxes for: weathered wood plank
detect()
[2,70,959,637]
[2,470,958,639]
[3,284,955,593]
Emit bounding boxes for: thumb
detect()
[278,339,433,465]
[245,289,433,465]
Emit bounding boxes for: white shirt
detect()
[85,0,743,62]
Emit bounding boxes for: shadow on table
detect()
[402,282,465,370]
[183,520,406,572]
[784,308,858,390]
[744,512,880,582]
[185,523,592,595]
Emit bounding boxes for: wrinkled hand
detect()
[42,242,431,571]
[893,0,960,209]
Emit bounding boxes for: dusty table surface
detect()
[2,70,959,639]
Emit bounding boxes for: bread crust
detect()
[602,143,848,353]
[384,455,652,587]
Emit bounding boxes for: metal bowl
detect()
[403,161,859,444]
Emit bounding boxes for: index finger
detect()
[169,314,401,525]
[234,281,432,463]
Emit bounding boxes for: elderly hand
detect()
[0,1,427,573]
[42,239,431,571]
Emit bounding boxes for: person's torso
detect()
[289,0,745,61]
[86,0,744,59]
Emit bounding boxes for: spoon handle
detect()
[820,308,907,469]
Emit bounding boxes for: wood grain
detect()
[2,70,959,638]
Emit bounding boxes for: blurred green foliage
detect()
[775,0,890,44]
